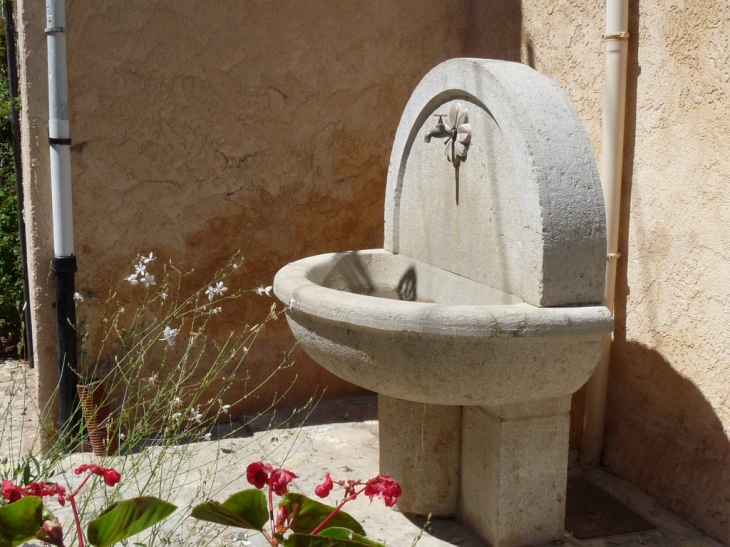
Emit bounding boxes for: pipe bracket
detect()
[603,31,630,41]
[49,137,71,145]
[44,27,65,33]
[607,252,622,261]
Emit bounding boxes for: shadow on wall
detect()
[463,0,522,61]
[607,6,727,533]
[605,341,730,544]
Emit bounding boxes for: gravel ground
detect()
[0,358,39,464]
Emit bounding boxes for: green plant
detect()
[0,251,310,547]
[191,461,402,547]
[0,23,23,355]
[0,463,175,547]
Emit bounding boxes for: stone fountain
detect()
[274,58,612,547]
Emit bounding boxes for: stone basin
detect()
[274,248,612,407]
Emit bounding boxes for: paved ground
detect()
[0,359,724,547]
[0,358,38,464]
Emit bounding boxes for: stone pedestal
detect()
[459,396,571,547]
[380,395,572,547]
[378,395,462,516]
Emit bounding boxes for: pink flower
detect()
[74,464,121,487]
[2,479,22,502]
[246,462,271,489]
[364,474,402,507]
[275,504,289,532]
[2,480,67,506]
[102,469,121,487]
[314,472,334,498]
[38,520,64,547]
[270,468,298,496]
[246,462,298,494]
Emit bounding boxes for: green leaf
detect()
[0,496,44,547]
[280,493,365,536]
[318,527,386,546]
[283,532,382,547]
[191,489,268,531]
[86,496,177,547]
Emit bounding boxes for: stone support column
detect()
[378,395,462,516]
[458,396,572,547]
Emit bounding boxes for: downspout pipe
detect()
[581,0,630,468]
[45,0,79,437]
[3,0,34,366]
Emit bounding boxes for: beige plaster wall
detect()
[17,0,468,421]
[515,0,730,543]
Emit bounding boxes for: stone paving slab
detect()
[0,363,723,547]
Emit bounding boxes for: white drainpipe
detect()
[46,0,73,257]
[46,0,79,435]
[581,0,630,469]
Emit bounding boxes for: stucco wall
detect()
[17,1,469,420]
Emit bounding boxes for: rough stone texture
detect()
[385,59,607,307]
[274,57,609,547]
[379,395,462,516]
[275,248,611,406]
[459,402,571,547]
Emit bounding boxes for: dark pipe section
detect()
[52,255,79,437]
[3,0,34,366]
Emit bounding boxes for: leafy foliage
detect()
[0,496,44,547]
[86,496,177,547]
[0,21,23,355]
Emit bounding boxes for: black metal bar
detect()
[3,0,34,366]
[52,255,79,435]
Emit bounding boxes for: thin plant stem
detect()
[310,486,366,536]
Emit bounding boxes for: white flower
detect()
[160,326,179,346]
[160,291,168,300]
[148,374,158,384]
[206,281,228,301]
[141,252,155,264]
[194,413,203,423]
[119,432,127,442]
[141,272,156,287]
[202,432,212,441]
[73,292,84,302]
[134,262,146,276]
[171,412,182,420]
[221,404,230,414]
[126,274,139,285]
[173,397,182,406]
[256,285,273,297]
[289,298,296,308]
[232,531,251,545]
[211,307,222,314]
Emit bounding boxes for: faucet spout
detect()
[424,114,452,143]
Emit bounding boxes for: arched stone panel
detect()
[384,58,606,306]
